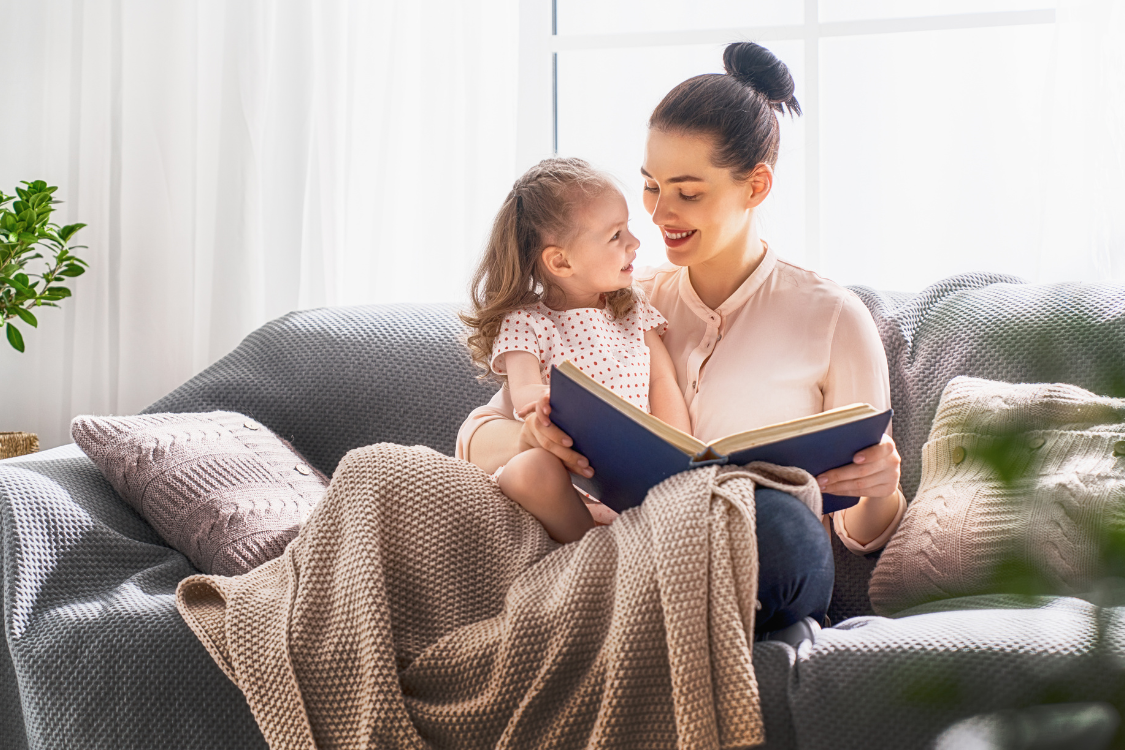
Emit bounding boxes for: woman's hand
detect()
[516,392,595,478]
[815,433,901,499]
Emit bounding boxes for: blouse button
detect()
[952,446,966,465]
[1114,440,1125,457]
[295,464,312,476]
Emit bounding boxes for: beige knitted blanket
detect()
[176,443,821,749]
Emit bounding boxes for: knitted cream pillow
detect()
[869,376,1125,615]
[72,411,327,576]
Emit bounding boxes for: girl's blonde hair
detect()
[461,157,640,379]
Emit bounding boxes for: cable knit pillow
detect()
[72,411,327,576]
[869,376,1125,615]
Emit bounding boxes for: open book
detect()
[548,360,892,514]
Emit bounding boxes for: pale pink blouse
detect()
[456,245,906,553]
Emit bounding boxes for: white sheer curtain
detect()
[0,0,519,450]
[1037,0,1125,282]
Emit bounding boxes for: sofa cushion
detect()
[141,304,500,477]
[0,445,269,749]
[71,411,327,576]
[869,377,1125,615]
[830,276,1125,622]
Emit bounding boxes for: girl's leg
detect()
[498,448,595,543]
[754,487,835,633]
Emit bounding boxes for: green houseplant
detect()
[0,180,87,352]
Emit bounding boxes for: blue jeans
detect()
[754,488,834,632]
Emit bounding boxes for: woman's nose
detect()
[650,196,673,226]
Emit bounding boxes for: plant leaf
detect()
[58,223,86,242]
[6,322,24,352]
[44,286,71,298]
[2,276,33,295]
[60,264,86,277]
[14,307,37,328]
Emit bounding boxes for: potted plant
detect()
[0,180,87,459]
[0,180,87,352]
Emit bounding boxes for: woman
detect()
[457,41,904,634]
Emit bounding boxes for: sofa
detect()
[3,274,1124,749]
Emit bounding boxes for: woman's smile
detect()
[662,227,697,248]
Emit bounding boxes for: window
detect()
[520,1,1062,291]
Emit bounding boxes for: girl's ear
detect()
[541,246,574,278]
[744,163,773,209]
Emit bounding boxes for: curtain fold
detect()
[0,0,519,449]
[1037,0,1125,283]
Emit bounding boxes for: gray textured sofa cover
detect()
[3,277,1124,749]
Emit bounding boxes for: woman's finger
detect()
[821,472,897,497]
[852,437,893,464]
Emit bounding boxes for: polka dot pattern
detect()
[490,301,668,412]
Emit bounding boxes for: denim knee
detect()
[754,487,835,632]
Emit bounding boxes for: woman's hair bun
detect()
[722,42,801,116]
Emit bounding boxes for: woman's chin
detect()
[663,244,698,266]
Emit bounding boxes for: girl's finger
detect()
[535,420,576,450]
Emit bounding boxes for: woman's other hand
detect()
[516,392,594,478]
[815,433,901,499]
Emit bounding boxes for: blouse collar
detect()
[677,242,778,321]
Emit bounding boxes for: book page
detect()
[707,403,880,455]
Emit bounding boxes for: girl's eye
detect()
[643,184,659,193]
[680,193,699,201]
[611,231,620,241]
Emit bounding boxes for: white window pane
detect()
[556,1,803,36]
[819,0,1054,23]
[556,42,806,271]
[818,24,1054,291]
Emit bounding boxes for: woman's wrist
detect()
[838,487,903,548]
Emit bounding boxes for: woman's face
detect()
[641,128,764,268]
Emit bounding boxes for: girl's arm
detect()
[645,328,692,434]
[501,350,550,414]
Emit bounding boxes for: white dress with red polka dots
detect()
[490,299,668,414]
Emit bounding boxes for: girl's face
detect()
[548,187,639,306]
[641,129,764,268]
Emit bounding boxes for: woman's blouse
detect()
[456,245,906,553]
[490,300,668,414]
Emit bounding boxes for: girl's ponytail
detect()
[461,157,639,380]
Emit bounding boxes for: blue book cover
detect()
[548,361,892,515]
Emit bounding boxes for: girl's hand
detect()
[516,392,595,478]
[815,433,901,499]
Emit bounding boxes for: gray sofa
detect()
[3,275,1124,749]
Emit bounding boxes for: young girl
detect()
[461,157,691,543]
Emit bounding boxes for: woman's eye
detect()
[680,193,699,201]
[643,184,659,193]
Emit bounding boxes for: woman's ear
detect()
[541,246,574,278]
[745,163,774,209]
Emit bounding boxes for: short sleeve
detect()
[490,311,543,374]
[636,299,668,336]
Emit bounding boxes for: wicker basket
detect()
[0,432,39,459]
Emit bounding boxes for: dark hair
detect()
[649,41,801,180]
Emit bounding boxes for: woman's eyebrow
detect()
[640,167,704,184]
